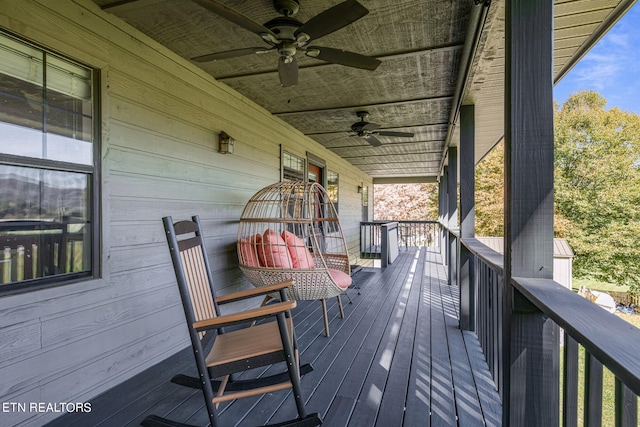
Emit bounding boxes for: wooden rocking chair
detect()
[141,216,321,427]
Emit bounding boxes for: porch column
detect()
[439,167,448,264]
[503,0,558,426]
[447,147,458,286]
[459,105,475,330]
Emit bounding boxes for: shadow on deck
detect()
[46,247,501,427]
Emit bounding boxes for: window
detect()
[327,170,339,212]
[282,151,305,181]
[0,32,99,293]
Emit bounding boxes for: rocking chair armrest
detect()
[214,280,294,304]
[193,300,297,331]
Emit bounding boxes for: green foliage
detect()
[475,140,504,236]
[475,90,640,292]
[555,91,640,293]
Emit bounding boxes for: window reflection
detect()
[0,165,91,284]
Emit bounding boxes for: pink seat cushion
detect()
[239,234,261,267]
[258,229,293,268]
[328,268,352,290]
[282,230,315,269]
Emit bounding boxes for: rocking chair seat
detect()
[206,316,294,370]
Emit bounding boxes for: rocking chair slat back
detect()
[180,245,216,322]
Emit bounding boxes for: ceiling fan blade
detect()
[278,57,298,87]
[374,131,415,138]
[191,47,273,62]
[306,46,381,71]
[191,0,276,39]
[295,0,369,40]
[364,135,382,147]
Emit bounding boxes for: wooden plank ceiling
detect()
[93,0,633,182]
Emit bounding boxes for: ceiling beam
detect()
[341,150,442,159]
[324,139,443,149]
[273,95,453,116]
[101,0,142,9]
[306,122,449,136]
[373,176,438,184]
[349,158,441,166]
[215,43,464,81]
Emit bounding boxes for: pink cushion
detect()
[328,268,352,290]
[258,229,292,268]
[282,230,315,269]
[239,235,261,267]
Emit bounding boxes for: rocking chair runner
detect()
[237,181,352,337]
[141,215,321,427]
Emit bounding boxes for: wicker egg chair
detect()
[237,181,352,337]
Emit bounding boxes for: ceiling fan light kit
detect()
[191,0,381,87]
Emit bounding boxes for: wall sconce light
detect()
[218,131,234,154]
[357,185,363,193]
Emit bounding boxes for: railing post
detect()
[380,222,399,268]
[381,223,388,268]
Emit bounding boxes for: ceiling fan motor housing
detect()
[273,0,300,17]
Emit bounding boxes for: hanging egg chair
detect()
[237,181,352,336]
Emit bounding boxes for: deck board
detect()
[45,247,501,427]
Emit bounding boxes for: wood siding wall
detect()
[0,1,371,425]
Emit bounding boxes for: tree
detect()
[555,91,640,292]
[475,140,504,236]
[475,91,640,292]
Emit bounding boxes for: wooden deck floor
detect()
[46,247,501,427]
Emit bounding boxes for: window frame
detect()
[0,31,101,296]
[281,149,306,182]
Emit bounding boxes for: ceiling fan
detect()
[347,111,415,146]
[190,0,381,87]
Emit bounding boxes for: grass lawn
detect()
[573,277,631,293]
[617,312,640,329]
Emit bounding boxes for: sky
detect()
[554,3,640,114]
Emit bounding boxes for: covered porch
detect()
[1,1,639,426]
[45,247,501,427]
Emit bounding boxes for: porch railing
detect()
[452,230,640,426]
[360,220,438,259]
[0,220,88,285]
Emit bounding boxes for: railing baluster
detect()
[615,378,638,427]
[16,245,24,281]
[585,350,604,427]
[32,243,38,279]
[1,247,10,284]
[563,335,579,427]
